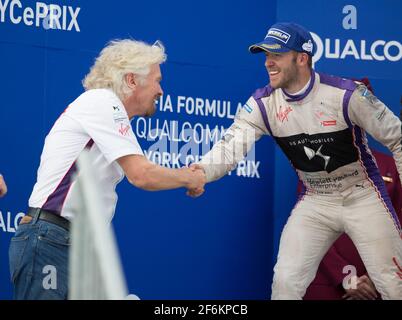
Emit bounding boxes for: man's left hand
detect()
[342,275,378,300]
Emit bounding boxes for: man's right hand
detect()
[185,164,206,198]
[0,174,7,197]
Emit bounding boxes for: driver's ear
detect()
[125,73,137,90]
[299,53,309,66]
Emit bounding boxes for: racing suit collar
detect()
[282,69,315,102]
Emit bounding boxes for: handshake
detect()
[181,164,206,198]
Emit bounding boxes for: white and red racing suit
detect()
[199,71,402,299]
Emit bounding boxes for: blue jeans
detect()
[8,210,70,300]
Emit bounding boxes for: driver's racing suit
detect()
[199,71,402,299]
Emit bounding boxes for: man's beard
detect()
[282,70,299,91]
[271,57,299,90]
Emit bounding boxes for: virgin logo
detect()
[277,105,293,122]
[119,124,130,136]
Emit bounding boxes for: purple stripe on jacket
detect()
[352,127,401,230]
[42,139,94,214]
[253,85,274,135]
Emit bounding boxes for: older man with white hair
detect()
[9,39,206,300]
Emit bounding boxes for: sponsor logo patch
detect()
[321,120,337,126]
[276,105,293,122]
[112,104,131,136]
[314,106,337,127]
[304,145,331,170]
[359,86,378,104]
[118,123,131,136]
[266,28,291,44]
[302,40,313,53]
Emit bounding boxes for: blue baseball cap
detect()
[249,22,315,56]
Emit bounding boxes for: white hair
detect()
[82,39,166,100]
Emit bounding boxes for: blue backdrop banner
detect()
[0,0,275,299]
[1,0,400,300]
